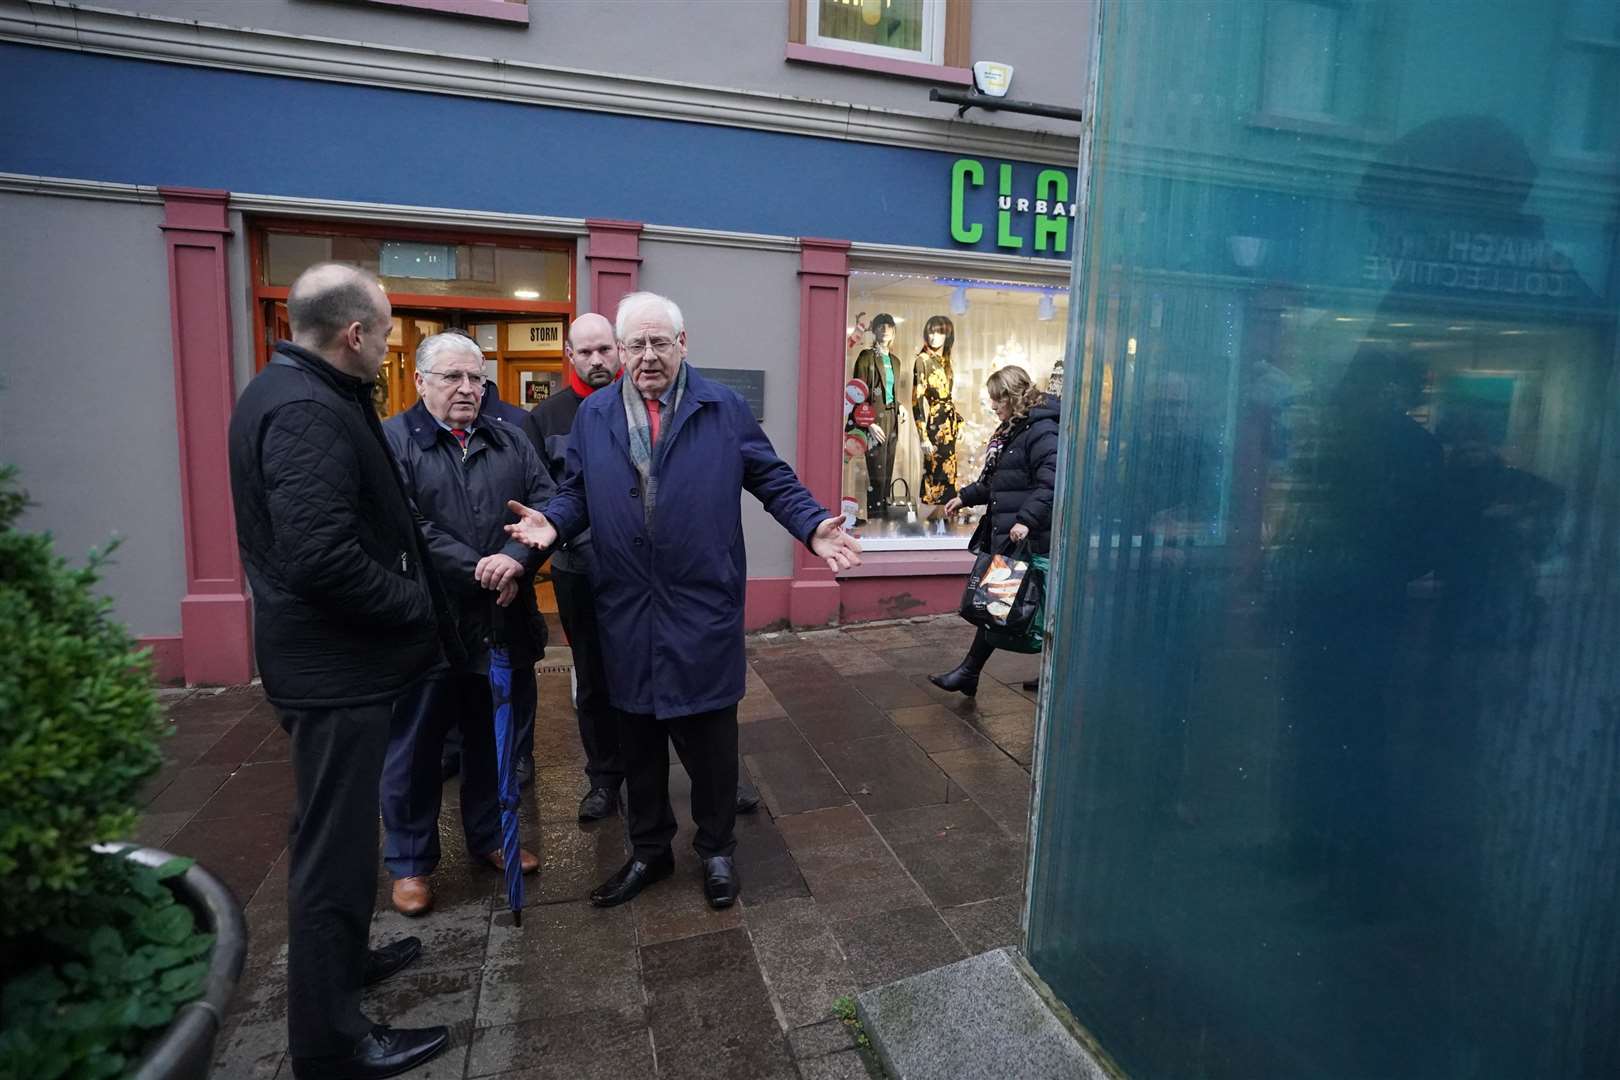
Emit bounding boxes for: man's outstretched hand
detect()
[504,501,558,551]
[811,516,863,573]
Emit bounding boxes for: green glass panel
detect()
[1028,2,1620,1077]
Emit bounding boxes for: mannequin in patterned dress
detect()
[913,314,962,515]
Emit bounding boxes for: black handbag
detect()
[959,541,1044,634]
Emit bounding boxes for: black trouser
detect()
[618,705,739,861]
[554,567,621,789]
[278,701,392,1058]
[865,404,899,512]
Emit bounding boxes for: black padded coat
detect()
[228,343,445,708]
[382,399,553,671]
[958,395,1061,555]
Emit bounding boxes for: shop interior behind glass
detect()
[843,271,1068,550]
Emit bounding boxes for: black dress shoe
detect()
[291,1024,449,1080]
[362,936,421,987]
[735,784,761,814]
[515,756,534,789]
[577,785,620,821]
[702,856,740,909]
[590,854,673,907]
[928,662,980,696]
[1022,678,1040,693]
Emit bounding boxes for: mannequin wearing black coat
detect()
[931,392,1061,696]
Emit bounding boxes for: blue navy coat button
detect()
[630,487,640,497]
[633,537,644,547]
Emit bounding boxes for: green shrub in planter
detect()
[0,464,168,936]
[1,852,215,1078]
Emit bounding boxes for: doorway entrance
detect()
[249,219,577,622]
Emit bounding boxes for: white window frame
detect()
[806,0,946,66]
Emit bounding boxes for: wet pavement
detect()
[135,615,1040,1079]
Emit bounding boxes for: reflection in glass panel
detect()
[262,232,570,301]
[816,0,925,54]
[842,272,1066,548]
[1028,2,1620,1078]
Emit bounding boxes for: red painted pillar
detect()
[585,219,643,320]
[789,238,851,628]
[160,187,253,686]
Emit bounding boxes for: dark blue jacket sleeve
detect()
[540,419,590,543]
[737,398,828,547]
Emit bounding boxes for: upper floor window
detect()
[808,0,944,65]
[1550,0,1620,160]
[788,0,970,79]
[1258,0,1384,130]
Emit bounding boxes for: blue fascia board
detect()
[0,43,1076,259]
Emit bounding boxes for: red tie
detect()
[646,399,661,446]
[450,428,470,455]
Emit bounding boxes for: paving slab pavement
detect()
[136,616,1035,1079]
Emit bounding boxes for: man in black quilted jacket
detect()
[227,262,450,1080]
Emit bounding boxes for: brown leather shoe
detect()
[391,875,433,917]
[484,848,540,876]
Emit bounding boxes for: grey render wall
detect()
[0,191,186,636]
[105,0,1093,139]
[638,238,804,579]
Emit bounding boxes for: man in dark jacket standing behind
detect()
[523,312,625,820]
[227,263,449,1080]
[504,292,862,911]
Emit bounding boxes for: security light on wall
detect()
[972,62,1014,98]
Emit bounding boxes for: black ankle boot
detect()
[929,661,981,696]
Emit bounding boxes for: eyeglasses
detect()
[622,337,678,358]
[424,369,486,389]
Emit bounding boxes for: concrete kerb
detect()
[855,947,1116,1080]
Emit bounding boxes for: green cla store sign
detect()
[950,158,1077,254]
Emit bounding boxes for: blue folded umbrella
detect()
[486,606,525,925]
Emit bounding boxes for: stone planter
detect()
[122,845,248,1080]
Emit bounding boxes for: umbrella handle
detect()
[487,589,510,649]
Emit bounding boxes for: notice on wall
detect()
[698,367,766,420]
[506,320,564,355]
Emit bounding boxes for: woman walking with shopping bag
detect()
[929,365,1060,695]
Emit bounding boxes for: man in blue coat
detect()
[504,291,862,910]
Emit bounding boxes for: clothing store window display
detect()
[930,365,1061,696]
[914,315,964,515]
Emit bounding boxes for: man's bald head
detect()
[565,311,621,389]
[287,263,391,378]
[288,263,388,348]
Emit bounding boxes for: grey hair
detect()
[614,291,684,340]
[415,331,486,374]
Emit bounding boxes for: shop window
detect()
[788,0,971,76]
[263,231,570,303]
[251,221,574,421]
[841,271,1066,550]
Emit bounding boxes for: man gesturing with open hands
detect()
[502,291,860,912]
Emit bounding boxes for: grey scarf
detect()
[622,362,688,528]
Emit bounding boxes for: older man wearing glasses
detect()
[503,292,862,911]
[378,331,553,917]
